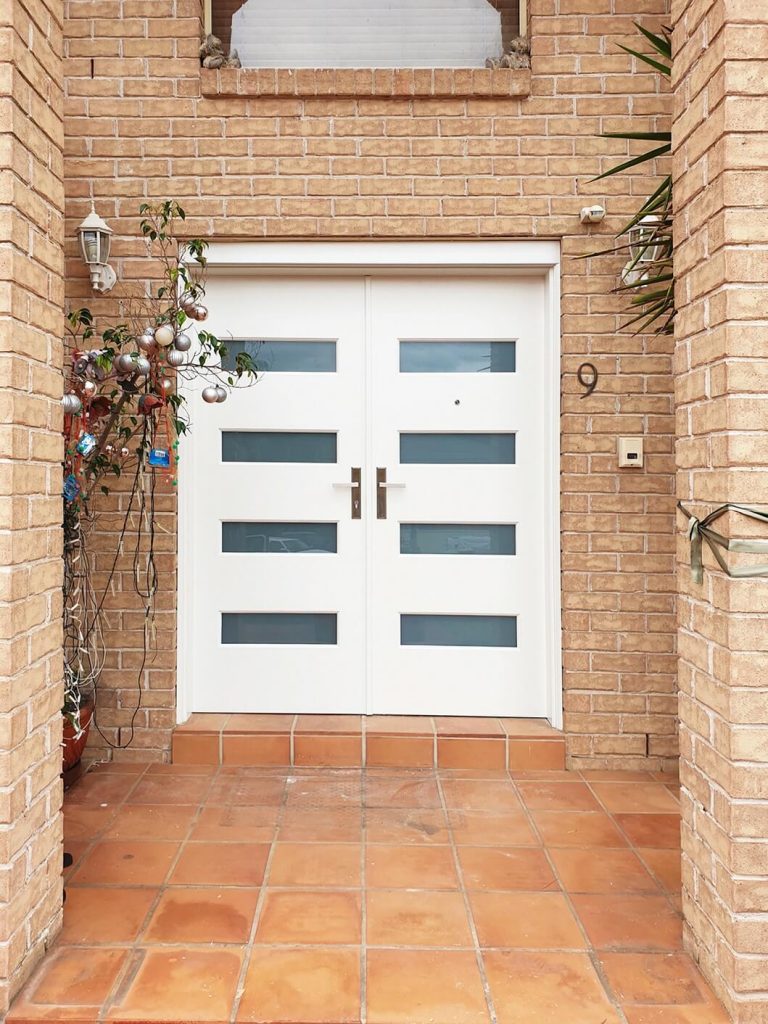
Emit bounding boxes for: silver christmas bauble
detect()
[166,348,185,368]
[135,356,151,376]
[202,386,219,404]
[215,386,227,403]
[62,393,82,415]
[161,378,174,394]
[82,380,97,396]
[154,324,175,348]
[174,332,192,352]
[138,333,157,353]
[192,305,208,322]
[180,292,197,313]
[115,353,135,374]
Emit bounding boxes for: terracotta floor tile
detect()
[532,810,627,848]
[145,764,218,776]
[637,848,683,892]
[23,946,127,1006]
[63,839,89,878]
[550,848,659,894]
[222,734,291,766]
[458,847,558,891]
[366,735,435,767]
[169,842,269,886]
[517,781,601,812]
[591,783,680,814]
[434,716,504,736]
[295,734,363,767]
[484,950,621,1024]
[366,844,458,889]
[226,713,295,733]
[189,805,279,844]
[103,804,198,842]
[172,732,219,765]
[366,889,473,947]
[60,887,158,944]
[365,808,451,845]
[441,779,521,812]
[285,775,362,807]
[365,715,434,735]
[64,805,117,842]
[295,714,363,734]
[143,887,260,943]
[257,890,362,944]
[280,806,362,842]
[204,774,287,806]
[106,948,242,1021]
[237,947,361,1023]
[448,809,539,846]
[599,952,709,1004]
[366,948,489,1024]
[438,737,507,770]
[616,813,681,848]
[623,1006,730,1024]
[470,891,585,949]
[365,775,441,808]
[500,719,562,738]
[65,772,139,806]
[581,770,654,782]
[572,894,683,951]
[269,843,362,887]
[176,713,230,732]
[506,739,565,771]
[126,775,210,806]
[72,841,180,886]
[89,762,148,775]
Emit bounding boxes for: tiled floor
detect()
[9,763,728,1024]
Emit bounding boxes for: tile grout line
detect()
[511,767,632,1024]
[94,763,219,1024]
[360,771,367,1024]
[229,767,289,1024]
[435,769,497,1024]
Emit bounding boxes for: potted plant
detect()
[62,666,95,776]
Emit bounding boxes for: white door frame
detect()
[177,240,563,728]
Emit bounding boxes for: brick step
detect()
[172,714,565,770]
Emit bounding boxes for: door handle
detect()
[376,467,406,520]
[333,467,361,519]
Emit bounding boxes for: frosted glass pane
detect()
[223,522,337,553]
[400,524,516,555]
[222,613,337,644]
[222,432,337,463]
[231,0,504,69]
[222,340,336,373]
[400,433,516,464]
[400,341,516,373]
[401,614,517,647]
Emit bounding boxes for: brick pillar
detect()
[0,0,65,1012]
[673,1,768,1019]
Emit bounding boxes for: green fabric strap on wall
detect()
[677,501,768,584]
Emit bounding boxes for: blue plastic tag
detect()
[76,433,97,456]
[148,448,171,468]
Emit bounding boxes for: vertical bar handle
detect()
[332,468,362,519]
[376,467,406,519]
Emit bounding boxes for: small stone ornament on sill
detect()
[199,33,241,68]
[486,35,531,70]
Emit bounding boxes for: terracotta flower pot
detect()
[62,703,94,772]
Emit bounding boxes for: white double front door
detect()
[184,269,557,717]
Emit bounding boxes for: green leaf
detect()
[591,144,671,182]
[617,43,670,77]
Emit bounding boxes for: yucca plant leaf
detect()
[602,131,671,142]
[592,144,670,182]
[617,44,671,76]
[634,23,672,61]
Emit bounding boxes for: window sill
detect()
[201,67,531,99]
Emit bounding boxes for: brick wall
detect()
[672,0,768,1018]
[63,0,677,769]
[0,0,65,1012]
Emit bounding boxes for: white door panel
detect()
[185,271,555,717]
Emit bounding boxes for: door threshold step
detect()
[172,714,565,770]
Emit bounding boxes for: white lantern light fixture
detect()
[77,204,116,293]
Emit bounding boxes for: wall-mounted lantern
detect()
[77,204,116,293]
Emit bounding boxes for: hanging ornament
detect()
[115,353,136,374]
[73,355,89,376]
[215,386,227,403]
[138,333,157,353]
[201,386,219,404]
[135,356,152,376]
[148,448,171,469]
[62,393,82,415]
[121,447,129,457]
[138,394,163,415]
[180,292,197,314]
[76,432,97,456]
[105,444,113,453]
[154,324,175,347]
[191,305,208,322]
[174,332,192,352]
[161,378,174,394]
[82,380,97,396]
[63,474,80,503]
[166,348,185,368]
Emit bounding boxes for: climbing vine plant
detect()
[63,201,257,743]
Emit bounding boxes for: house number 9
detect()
[577,362,599,398]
